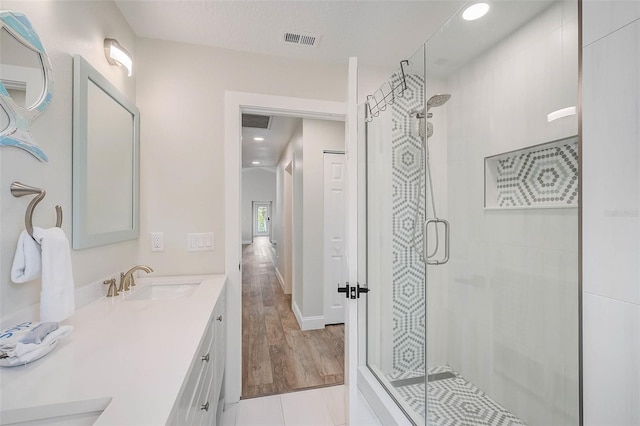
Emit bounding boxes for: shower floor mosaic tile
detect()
[390,366,526,426]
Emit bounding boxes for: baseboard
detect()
[242,240,252,245]
[291,301,325,331]
[274,267,285,292]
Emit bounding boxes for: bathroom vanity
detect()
[0,274,226,425]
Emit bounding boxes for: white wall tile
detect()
[583,293,640,426]
[442,2,579,423]
[583,19,640,304]
[583,1,640,46]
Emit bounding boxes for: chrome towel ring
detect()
[10,182,63,240]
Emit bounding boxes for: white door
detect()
[252,202,271,237]
[324,152,346,325]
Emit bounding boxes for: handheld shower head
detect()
[419,120,433,139]
[426,94,451,111]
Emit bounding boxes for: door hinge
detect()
[337,282,370,299]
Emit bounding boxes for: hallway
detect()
[242,237,344,399]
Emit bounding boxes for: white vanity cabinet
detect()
[169,290,226,425]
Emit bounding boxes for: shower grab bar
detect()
[365,59,409,122]
[10,182,63,241]
[424,218,449,265]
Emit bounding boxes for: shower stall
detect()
[362,1,579,424]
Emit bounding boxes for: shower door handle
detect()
[424,218,450,265]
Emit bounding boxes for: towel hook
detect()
[10,182,63,239]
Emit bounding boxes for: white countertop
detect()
[0,274,226,425]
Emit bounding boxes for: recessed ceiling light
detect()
[252,161,260,165]
[462,3,490,21]
[254,137,264,141]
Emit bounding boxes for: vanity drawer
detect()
[174,320,215,424]
[191,356,215,425]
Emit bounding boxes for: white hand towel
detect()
[32,227,75,322]
[11,229,42,283]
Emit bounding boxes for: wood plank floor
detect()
[242,237,344,399]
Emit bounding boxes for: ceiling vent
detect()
[242,114,271,129]
[282,31,321,48]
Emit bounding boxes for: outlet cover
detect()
[151,232,164,251]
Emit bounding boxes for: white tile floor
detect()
[220,385,381,426]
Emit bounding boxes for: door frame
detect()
[224,91,345,405]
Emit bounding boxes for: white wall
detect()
[582,2,640,425]
[135,37,387,277]
[292,124,304,318]
[0,1,137,320]
[443,2,579,425]
[241,168,276,243]
[273,118,345,327]
[300,119,345,325]
[274,123,301,294]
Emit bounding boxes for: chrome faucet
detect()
[119,265,154,292]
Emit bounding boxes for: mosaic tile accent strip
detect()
[488,137,578,207]
[391,366,527,426]
[390,71,426,374]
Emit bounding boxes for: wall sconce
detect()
[104,38,132,77]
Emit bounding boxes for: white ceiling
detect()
[242,115,300,168]
[114,0,560,165]
[114,0,465,70]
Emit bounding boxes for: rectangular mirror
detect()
[72,54,139,249]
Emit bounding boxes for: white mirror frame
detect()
[0,10,54,162]
[72,54,139,249]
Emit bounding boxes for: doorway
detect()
[227,102,344,399]
[252,201,271,239]
[241,238,344,398]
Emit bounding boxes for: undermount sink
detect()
[125,281,201,301]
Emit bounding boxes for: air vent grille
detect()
[283,31,321,48]
[242,114,271,129]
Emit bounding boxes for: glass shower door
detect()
[363,2,579,425]
[365,45,428,425]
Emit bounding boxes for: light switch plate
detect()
[188,232,214,252]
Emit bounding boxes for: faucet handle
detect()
[104,279,119,297]
[118,272,126,292]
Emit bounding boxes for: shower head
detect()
[426,94,451,111]
[418,120,433,139]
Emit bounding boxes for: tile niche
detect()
[484,136,578,209]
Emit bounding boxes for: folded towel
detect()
[32,228,75,322]
[0,321,59,349]
[19,322,59,344]
[0,325,73,367]
[11,229,42,283]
